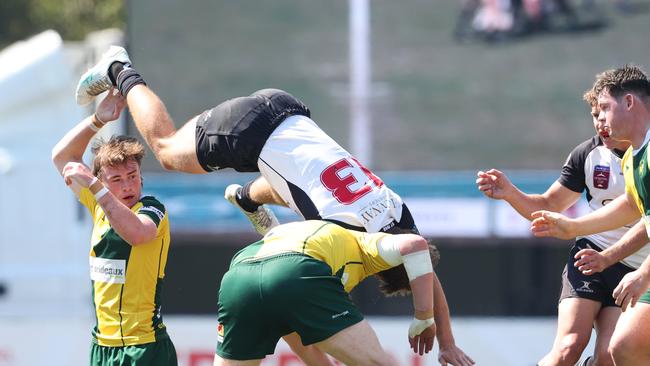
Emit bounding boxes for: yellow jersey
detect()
[623,143,650,229]
[231,220,393,292]
[79,188,171,347]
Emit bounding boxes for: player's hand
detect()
[476,169,513,200]
[95,88,126,123]
[62,162,94,187]
[438,343,475,366]
[408,320,436,356]
[530,210,576,239]
[574,248,612,275]
[613,269,650,311]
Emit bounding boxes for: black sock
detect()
[108,61,125,85]
[236,181,262,212]
[116,67,146,97]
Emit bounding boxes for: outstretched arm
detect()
[531,192,640,239]
[52,88,126,196]
[432,273,475,366]
[377,234,435,355]
[399,235,436,356]
[477,169,580,220]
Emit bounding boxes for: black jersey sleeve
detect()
[557,136,601,193]
[137,196,167,227]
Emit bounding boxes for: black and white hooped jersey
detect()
[257,115,404,233]
[559,135,647,268]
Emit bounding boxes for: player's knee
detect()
[154,140,179,171]
[592,350,615,366]
[557,334,587,363]
[609,334,636,364]
[157,153,176,171]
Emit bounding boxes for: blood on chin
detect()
[120,195,137,207]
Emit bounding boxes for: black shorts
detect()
[195,89,310,172]
[559,238,634,307]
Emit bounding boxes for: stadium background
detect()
[125,0,648,315]
[1,0,650,365]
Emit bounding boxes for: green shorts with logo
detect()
[216,253,364,361]
[90,337,177,366]
[638,289,650,304]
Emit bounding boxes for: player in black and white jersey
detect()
[75,46,475,366]
[476,89,649,366]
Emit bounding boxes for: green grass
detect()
[129,0,650,171]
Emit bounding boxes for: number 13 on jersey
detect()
[320,157,384,204]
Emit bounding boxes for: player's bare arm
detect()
[531,192,640,239]
[477,169,580,220]
[52,88,126,195]
[613,258,650,311]
[575,221,649,275]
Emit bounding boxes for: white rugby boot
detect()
[224,184,279,235]
[75,45,131,105]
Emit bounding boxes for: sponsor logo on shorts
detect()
[331,310,350,319]
[577,281,594,293]
[89,257,126,284]
[593,165,610,189]
[217,322,224,343]
[341,272,349,285]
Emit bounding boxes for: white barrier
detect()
[0,316,595,365]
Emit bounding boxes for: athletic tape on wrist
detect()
[94,114,106,125]
[408,317,435,338]
[88,120,101,133]
[94,186,109,201]
[403,250,433,281]
[89,177,103,194]
[88,114,106,133]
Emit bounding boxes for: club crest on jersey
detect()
[639,159,646,176]
[593,165,610,189]
[217,322,225,343]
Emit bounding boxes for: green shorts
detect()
[638,288,650,304]
[216,253,364,360]
[90,337,177,366]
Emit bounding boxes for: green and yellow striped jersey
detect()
[623,132,650,236]
[231,220,393,293]
[79,188,171,347]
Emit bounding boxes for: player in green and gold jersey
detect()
[52,88,176,365]
[213,220,440,366]
[530,65,650,366]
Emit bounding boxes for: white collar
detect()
[632,128,650,156]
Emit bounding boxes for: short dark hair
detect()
[593,64,650,100]
[375,238,440,297]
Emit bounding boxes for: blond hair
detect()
[91,135,145,177]
[582,88,598,107]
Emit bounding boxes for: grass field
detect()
[129,0,650,171]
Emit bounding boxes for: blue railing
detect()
[143,170,559,233]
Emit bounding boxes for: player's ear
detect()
[625,94,634,109]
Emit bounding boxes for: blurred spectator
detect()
[454,0,608,42]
